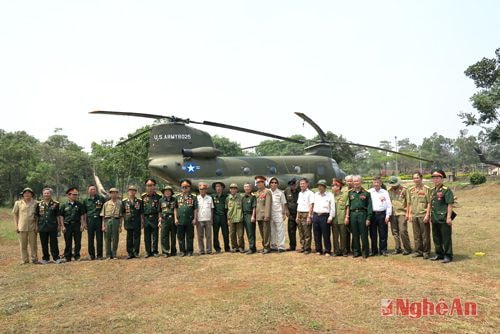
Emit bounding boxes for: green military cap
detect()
[20,187,35,196]
[109,187,119,193]
[316,179,328,187]
[229,183,239,189]
[128,185,138,191]
[388,176,400,186]
[162,185,174,193]
[212,181,225,190]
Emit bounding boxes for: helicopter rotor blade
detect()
[295,112,328,142]
[200,120,305,144]
[116,127,152,146]
[329,140,433,162]
[90,110,170,120]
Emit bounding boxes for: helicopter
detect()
[90,111,432,191]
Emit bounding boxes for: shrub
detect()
[469,172,487,185]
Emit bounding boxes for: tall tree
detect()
[212,135,243,156]
[460,48,499,143]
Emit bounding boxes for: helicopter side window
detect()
[243,167,251,175]
[294,166,301,174]
[216,168,223,176]
[317,165,325,176]
[269,166,277,174]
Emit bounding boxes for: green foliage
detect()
[469,172,487,185]
[212,135,243,156]
[255,135,307,156]
[460,48,500,144]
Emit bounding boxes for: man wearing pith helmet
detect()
[430,170,455,264]
[175,179,198,256]
[254,175,272,254]
[142,179,162,258]
[122,185,144,259]
[159,185,178,257]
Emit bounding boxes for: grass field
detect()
[0,183,499,333]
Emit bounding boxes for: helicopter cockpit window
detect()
[215,168,223,176]
[317,165,325,176]
[243,167,251,175]
[294,166,301,174]
[269,166,277,174]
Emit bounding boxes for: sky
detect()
[0,0,498,152]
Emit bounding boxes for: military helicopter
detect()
[90,111,432,190]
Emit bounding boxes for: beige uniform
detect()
[388,185,411,253]
[255,188,272,250]
[100,200,123,258]
[407,184,432,256]
[12,199,38,263]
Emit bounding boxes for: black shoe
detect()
[153,253,159,257]
[369,252,377,257]
[296,249,304,253]
[145,254,151,258]
[127,255,133,259]
[246,250,256,255]
[423,254,430,260]
[163,254,169,258]
[262,249,271,254]
[187,252,193,257]
[331,253,339,257]
[362,255,368,259]
[179,253,185,257]
[238,248,245,253]
[224,249,231,253]
[381,252,388,256]
[215,249,221,254]
[430,256,443,261]
[343,253,348,257]
[413,253,423,258]
[392,250,402,255]
[352,254,360,258]
[402,251,411,256]
[441,257,452,263]
[286,248,295,252]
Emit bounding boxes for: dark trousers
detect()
[63,222,82,260]
[350,211,369,257]
[177,224,194,254]
[243,213,256,252]
[39,230,59,261]
[161,218,177,255]
[126,228,141,256]
[213,214,230,252]
[313,214,331,253]
[87,218,103,259]
[144,219,159,256]
[370,212,388,254]
[287,212,297,250]
[432,221,453,259]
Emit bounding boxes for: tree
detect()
[0,130,40,204]
[255,135,307,156]
[27,131,92,197]
[420,133,455,170]
[460,48,499,143]
[212,135,243,156]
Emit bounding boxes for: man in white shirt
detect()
[196,182,214,255]
[368,176,392,256]
[269,177,287,252]
[296,178,314,254]
[311,180,336,256]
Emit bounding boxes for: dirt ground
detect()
[0,183,498,333]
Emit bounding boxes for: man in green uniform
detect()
[255,175,272,254]
[344,175,354,254]
[407,172,432,259]
[226,183,245,252]
[331,179,348,256]
[142,179,162,257]
[122,185,144,259]
[387,176,412,255]
[83,185,106,260]
[430,170,455,263]
[345,175,372,259]
[100,188,123,259]
[242,183,257,254]
[59,187,86,262]
[175,179,198,256]
[159,185,177,257]
[284,178,299,251]
[35,187,62,264]
[212,182,230,253]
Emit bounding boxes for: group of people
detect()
[12,170,455,265]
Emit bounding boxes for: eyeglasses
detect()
[269,181,278,184]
